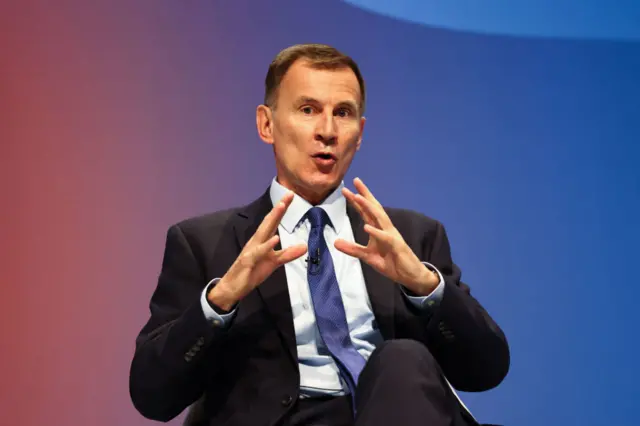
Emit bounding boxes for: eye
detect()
[335,108,352,118]
[301,106,315,114]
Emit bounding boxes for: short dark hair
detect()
[264,43,366,114]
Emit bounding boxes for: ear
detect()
[356,116,366,151]
[256,105,275,145]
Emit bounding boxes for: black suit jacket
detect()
[129,189,510,425]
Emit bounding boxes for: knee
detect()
[367,339,439,373]
[358,339,442,394]
[373,339,432,360]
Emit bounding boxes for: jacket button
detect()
[281,395,293,406]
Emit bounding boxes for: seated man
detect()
[129,43,509,426]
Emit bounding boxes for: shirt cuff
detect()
[400,262,445,310]
[200,278,238,327]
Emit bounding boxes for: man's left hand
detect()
[335,178,440,296]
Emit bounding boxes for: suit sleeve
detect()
[418,221,510,392]
[129,224,230,422]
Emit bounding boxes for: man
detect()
[129,43,509,426]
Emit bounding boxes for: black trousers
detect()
[285,339,479,426]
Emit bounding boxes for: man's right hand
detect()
[207,191,307,311]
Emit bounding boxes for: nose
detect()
[314,112,337,145]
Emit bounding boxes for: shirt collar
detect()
[269,177,346,234]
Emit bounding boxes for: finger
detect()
[254,191,294,242]
[353,177,381,207]
[353,193,393,229]
[266,191,294,234]
[342,187,375,225]
[363,223,394,248]
[334,238,369,261]
[273,244,308,265]
[351,179,392,229]
[254,234,281,259]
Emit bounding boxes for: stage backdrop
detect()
[2,1,639,425]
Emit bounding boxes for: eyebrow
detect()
[294,96,360,113]
[336,100,359,113]
[294,96,321,107]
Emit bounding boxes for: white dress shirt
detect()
[200,179,445,397]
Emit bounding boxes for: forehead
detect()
[278,60,361,105]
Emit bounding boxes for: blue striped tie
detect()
[306,207,367,410]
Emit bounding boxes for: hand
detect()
[335,178,440,296]
[208,191,307,310]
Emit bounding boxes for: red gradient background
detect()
[2,2,254,424]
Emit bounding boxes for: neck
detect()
[275,176,337,206]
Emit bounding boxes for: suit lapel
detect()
[347,204,396,340]
[233,189,298,364]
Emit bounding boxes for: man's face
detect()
[257,60,365,204]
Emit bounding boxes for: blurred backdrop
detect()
[2,1,639,425]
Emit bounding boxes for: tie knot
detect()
[306,207,331,229]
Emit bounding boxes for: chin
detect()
[310,174,340,189]
[297,175,338,197]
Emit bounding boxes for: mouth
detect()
[312,152,337,161]
[311,152,337,169]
